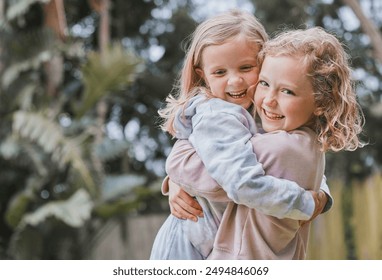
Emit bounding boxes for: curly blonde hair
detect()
[257,27,364,152]
[158,9,268,136]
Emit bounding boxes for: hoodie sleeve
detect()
[173,95,207,139]
[187,99,315,220]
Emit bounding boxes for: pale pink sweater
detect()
[166,127,325,259]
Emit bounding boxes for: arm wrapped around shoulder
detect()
[165,139,230,202]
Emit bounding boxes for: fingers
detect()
[169,202,193,221]
[170,200,199,222]
[175,189,203,212]
[314,190,327,215]
[300,191,320,226]
[301,190,328,226]
[318,190,327,211]
[168,183,204,222]
[169,197,202,222]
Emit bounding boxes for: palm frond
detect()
[20,189,93,228]
[75,43,143,117]
[12,110,97,195]
[6,0,51,21]
[1,27,56,88]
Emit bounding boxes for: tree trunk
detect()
[0,0,4,75]
[341,0,382,64]
[43,0,68,97]
[88,0,111,56]
[43,0,68,40]
[87,0,111,175]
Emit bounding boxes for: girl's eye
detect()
[282,89,295,95]
[213,69,226,75]
[258,80,269,87]
[240,65,254,71]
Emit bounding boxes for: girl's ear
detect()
[195,67,208,87]
[314,108,323,116]
[195,67,205,80]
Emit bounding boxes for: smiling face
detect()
[195,35,260,109]
[254,55,316,132]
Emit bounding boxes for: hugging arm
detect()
[162,176,204,221]
[188,110,314,220]
[166,179,332,221]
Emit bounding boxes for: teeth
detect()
[227,89,247,99]
[264,109,283,120]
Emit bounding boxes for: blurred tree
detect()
[1,0,381,260]
[342,0,382,63]
[0,0,166,259]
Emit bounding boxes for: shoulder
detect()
[253,127,319,155]
[251,127,323,173]
[252,127,324,189]
[195,98,257,132]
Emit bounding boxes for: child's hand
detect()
[168,179,204,222]
[300,190,327,226]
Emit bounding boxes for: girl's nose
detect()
[228,75,243,86]
[263,92,277,107]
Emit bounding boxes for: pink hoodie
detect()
[166,127,325,259]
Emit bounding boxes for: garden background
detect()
[0,0,381,260]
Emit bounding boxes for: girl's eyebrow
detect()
[258,73,268,79]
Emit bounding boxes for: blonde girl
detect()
[151,10,332,260]
[164,26,364,259]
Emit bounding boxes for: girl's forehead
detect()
[204,36,259,52]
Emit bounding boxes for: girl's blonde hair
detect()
[258,27,364,152]
[159,9,268,135]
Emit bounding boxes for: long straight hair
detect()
[159,9,268,136]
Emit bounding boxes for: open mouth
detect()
[263,109,284,120]
[226,89,247,99]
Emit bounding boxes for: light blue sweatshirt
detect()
[174,94,317,220]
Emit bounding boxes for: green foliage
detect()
[1,28,55,87]
[12,110,96,195]
[102,174,146,201]
[6,0,50,21]
[0,0,157,260]
[20,189,93,228]
[1,0,381,260]
[76,44,143,117]
[5,189,33,229]
[94,138,130,161]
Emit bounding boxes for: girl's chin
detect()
[233,100,252,109]
[261,123,283,132]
